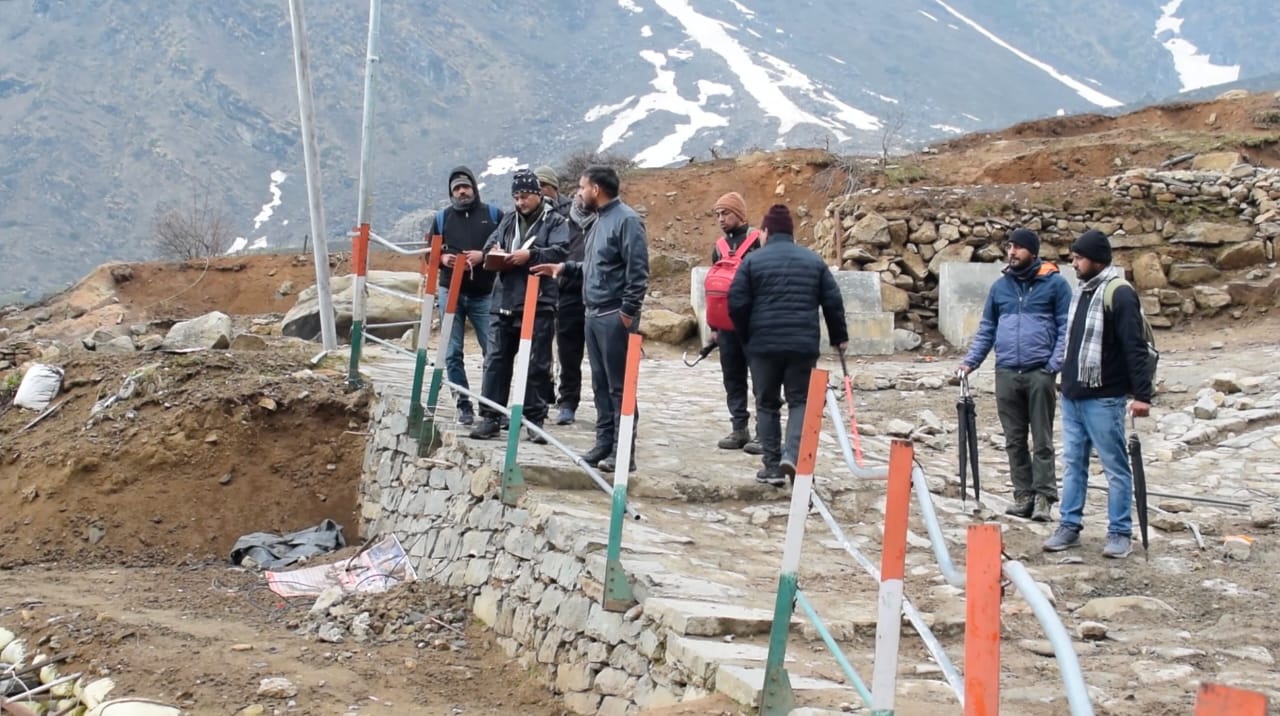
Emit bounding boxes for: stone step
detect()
[664,635,790,682]
[643,597,789,637]
[714,665,847,709]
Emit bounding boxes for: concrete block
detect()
[714,665,846,708]
[939,262,1078,348]
[642,597,785,637]
[666,635,785,682]
[825,311,894,356]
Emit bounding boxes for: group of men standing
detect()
[430,164,649,474]
[427,164,1154,558]
[961,228,1154,559]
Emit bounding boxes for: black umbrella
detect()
[956,373,980,503]
[682,341,718,367]
[1130,414,1150,559]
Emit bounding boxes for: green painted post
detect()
[760,368,829,715]
[346,224,370,389]
[499,276,542,506]
[602,333,643,612]
[408,235,441,439]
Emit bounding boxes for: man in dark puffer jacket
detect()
[728,204,848,486]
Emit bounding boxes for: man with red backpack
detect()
[705,192,762,454]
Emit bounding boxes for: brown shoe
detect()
[1004,495,1034,519]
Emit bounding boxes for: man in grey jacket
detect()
[532,165,650,473]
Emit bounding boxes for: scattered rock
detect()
[1077,621,1108,641]
[231,334,269,351]
[1249,502,1277,528]
[161,311,233,350]
[256,677,298,699]
[637,309,695,345]
[1076,595,1175,620]
[893,328,922,352]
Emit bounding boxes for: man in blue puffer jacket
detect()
[958,228,1073,522]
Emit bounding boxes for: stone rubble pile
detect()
[810,163,1280,330]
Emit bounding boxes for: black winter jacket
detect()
[482,199,570,315]
[727,234,848,358]
[562,198,649,318]
[1060,280,1154,403]
[433,165,503,297]
[551,194,587,306]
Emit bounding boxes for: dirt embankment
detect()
[0,347,370,568]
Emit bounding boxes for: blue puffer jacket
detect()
[963,261,1073,373]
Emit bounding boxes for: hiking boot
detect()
[526,426,547,445]
[581,445,612,465]
[469,418,500,440]
[599,455,636,473]
[1102,534,1132,560]
[555,407,576,426]
[1042,525,1082,552]
[1004,495,1035,519]
[755,466,786,487]
[457,404,475,426]
[1031,495,1053,523]
[717,429,750,450]
[743,437,763,455]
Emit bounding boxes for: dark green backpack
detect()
[1103,278,1159,385]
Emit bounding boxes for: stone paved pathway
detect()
[362,338,1280,714]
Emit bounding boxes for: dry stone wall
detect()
[361,394,704,715]
[810,164,1280,332]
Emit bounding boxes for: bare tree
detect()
[556,148,637,190]
[151,185,234,260]
[880,105,909,170]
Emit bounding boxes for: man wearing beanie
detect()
[430,166,503,426]
[728,204,847,486]
[959,227,1073,522]
[1044,229,1154,559]
[468,169,569,442]
[707,191,763,455]
[532,166,650,473]
[536,165,589,426]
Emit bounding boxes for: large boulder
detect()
[161,311,232,350]
[639,309,695,345]
[1130,252,1167,290]
[281,271,423,341]
[848,213,892,247]
[1216,241,1267,270]
[1170,221,1253,246]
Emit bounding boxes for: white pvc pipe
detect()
[1003,560,1095,716]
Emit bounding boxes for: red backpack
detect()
[704,229,760,331]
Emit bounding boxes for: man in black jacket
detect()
[709,191,762,455]
[432,166,502,425]
[537,165,589,426]
[1043,230,1153,559]
[532,165,650,473]
[469,169,570,441]
[729,204,847,486]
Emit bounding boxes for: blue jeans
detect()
[1059,395,1132,537]
[437,287,491,409]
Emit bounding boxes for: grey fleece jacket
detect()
[563,197,650,318]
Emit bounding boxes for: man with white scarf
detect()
[1043,230,1153,559]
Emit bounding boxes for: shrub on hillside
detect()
[555,148,637,192]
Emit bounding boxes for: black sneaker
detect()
[581,445,612,465]
[755,466,786,487]
[469,418,500,440]
[599,455,636,473]
[743,437,763,455]
[779,458,797,481]
[526,425,547,444]
[457,404,475,426]
[499,415,510,431]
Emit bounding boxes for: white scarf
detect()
[1066,264,1121,387]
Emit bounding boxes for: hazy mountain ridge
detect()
[1,0,1277,301]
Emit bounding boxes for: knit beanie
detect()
[534,165,559,189]
[714,192,748,223]
[761,204,793,235]
[1070,229,1112,264]
[1008,228,1040,255]
[511,169,541,196]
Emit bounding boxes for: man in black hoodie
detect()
[469,169,569,441]
[431,167,502,425]
[728,205,847,487]
[537,165,589,426]
[1043,230,1153,560]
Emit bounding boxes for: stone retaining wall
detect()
[359,394,697,715]
[810,163,1280,332]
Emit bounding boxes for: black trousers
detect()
[717,329,751,432]
[750,353,816,468]
[585,310,637,451]
[478,312,555,425]
[554,297,586,410]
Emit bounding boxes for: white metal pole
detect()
[287,0,338,351]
